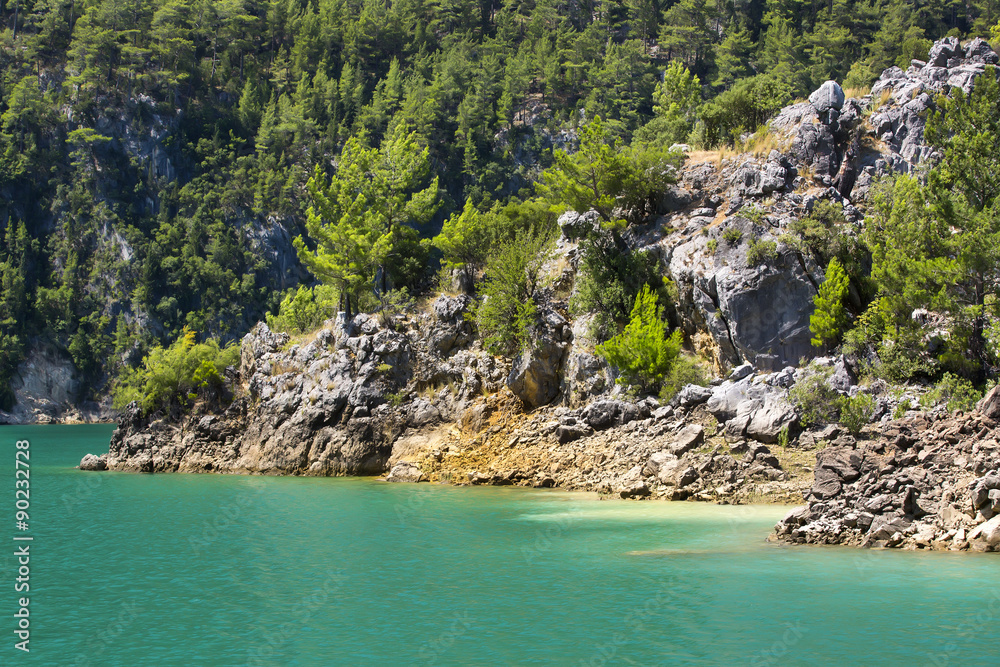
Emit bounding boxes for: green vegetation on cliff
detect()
[0,0,999,407]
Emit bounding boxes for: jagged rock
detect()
[507,326,567,408]
[732,152,792,197]
[745,395,799,444]
[927,36,961,67]
[433,294,472,322]
[808,80,845,114]
[968,515,1000,550]
[676,466,700,488]
[706,378,766,421]
[676,384,713,407]
[965,37,999,64]
[969,473,1000,511]
[977,385,1000,421]
[558,210,601,239]
[408,399,442,428]
[729,363,753,381]
[582,400,642,430]
[385,462,426,483]
[816,447,862,482]
[79,453,108,471]
[668,424,705,456]
[565,352,609,406]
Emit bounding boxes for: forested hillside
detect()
[1,0,998,410]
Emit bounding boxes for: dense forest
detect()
[0,0,999,408]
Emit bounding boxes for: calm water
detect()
[1,425,999,666]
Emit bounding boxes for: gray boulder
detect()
[927,36,961,67]
[977,385,1000,421]
[507,314,568,408]
[676,384,713,407]
[668,424,705,456]
[808,81,845,114]
[79,453,108,471]
[385,462,426,483]
[964,37,999,64]
[745,395,799,444]
[968,515,1000,550]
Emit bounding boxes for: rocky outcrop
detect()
[506,305,571,408]
[92,307,509,475]
[774,406,1000,551]
[665,210,823,370]
[407,391,808,504]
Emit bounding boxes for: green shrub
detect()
[699,73,794,147]
[746,239,778,266]
[474,228,551,356]
[789,200,848,263]
[838,393,876,434]
[722,227,743,246]
[596,285,682,394]
[267,284,338,334]
[570,237,664,341]
[658,353,710,402]
[788,364,841,427]
[919,373,983,412]
[706,238,718,255]
[743,206,766,225]
[113,329,241,415]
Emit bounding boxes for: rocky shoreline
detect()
[773,389,1000,552]
[80,307,1000,553]
[76,37,1000,554]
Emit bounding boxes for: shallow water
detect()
[2,424,999,665]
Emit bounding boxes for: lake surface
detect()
[1,424,999,666]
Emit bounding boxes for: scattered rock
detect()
[385,462,426,483]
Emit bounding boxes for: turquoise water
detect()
[1,425,999,666]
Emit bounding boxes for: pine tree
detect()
[596,285,682,394]
[810,257,850,350]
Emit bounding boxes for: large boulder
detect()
[507,321,568,408]
[808,80,845,114]
[385,462,426,483]
[968,515,1000,551]
[79,453,108,471]
[668,424,705,456]
[977,385,1000,421]
[745,395,799,444]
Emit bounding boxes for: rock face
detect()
[774,406,1000,551]
[668,225,822,370]
[506,305,571,408]
[0,344,114,425]
[92,313,508,475]
[868,39,1000,171]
